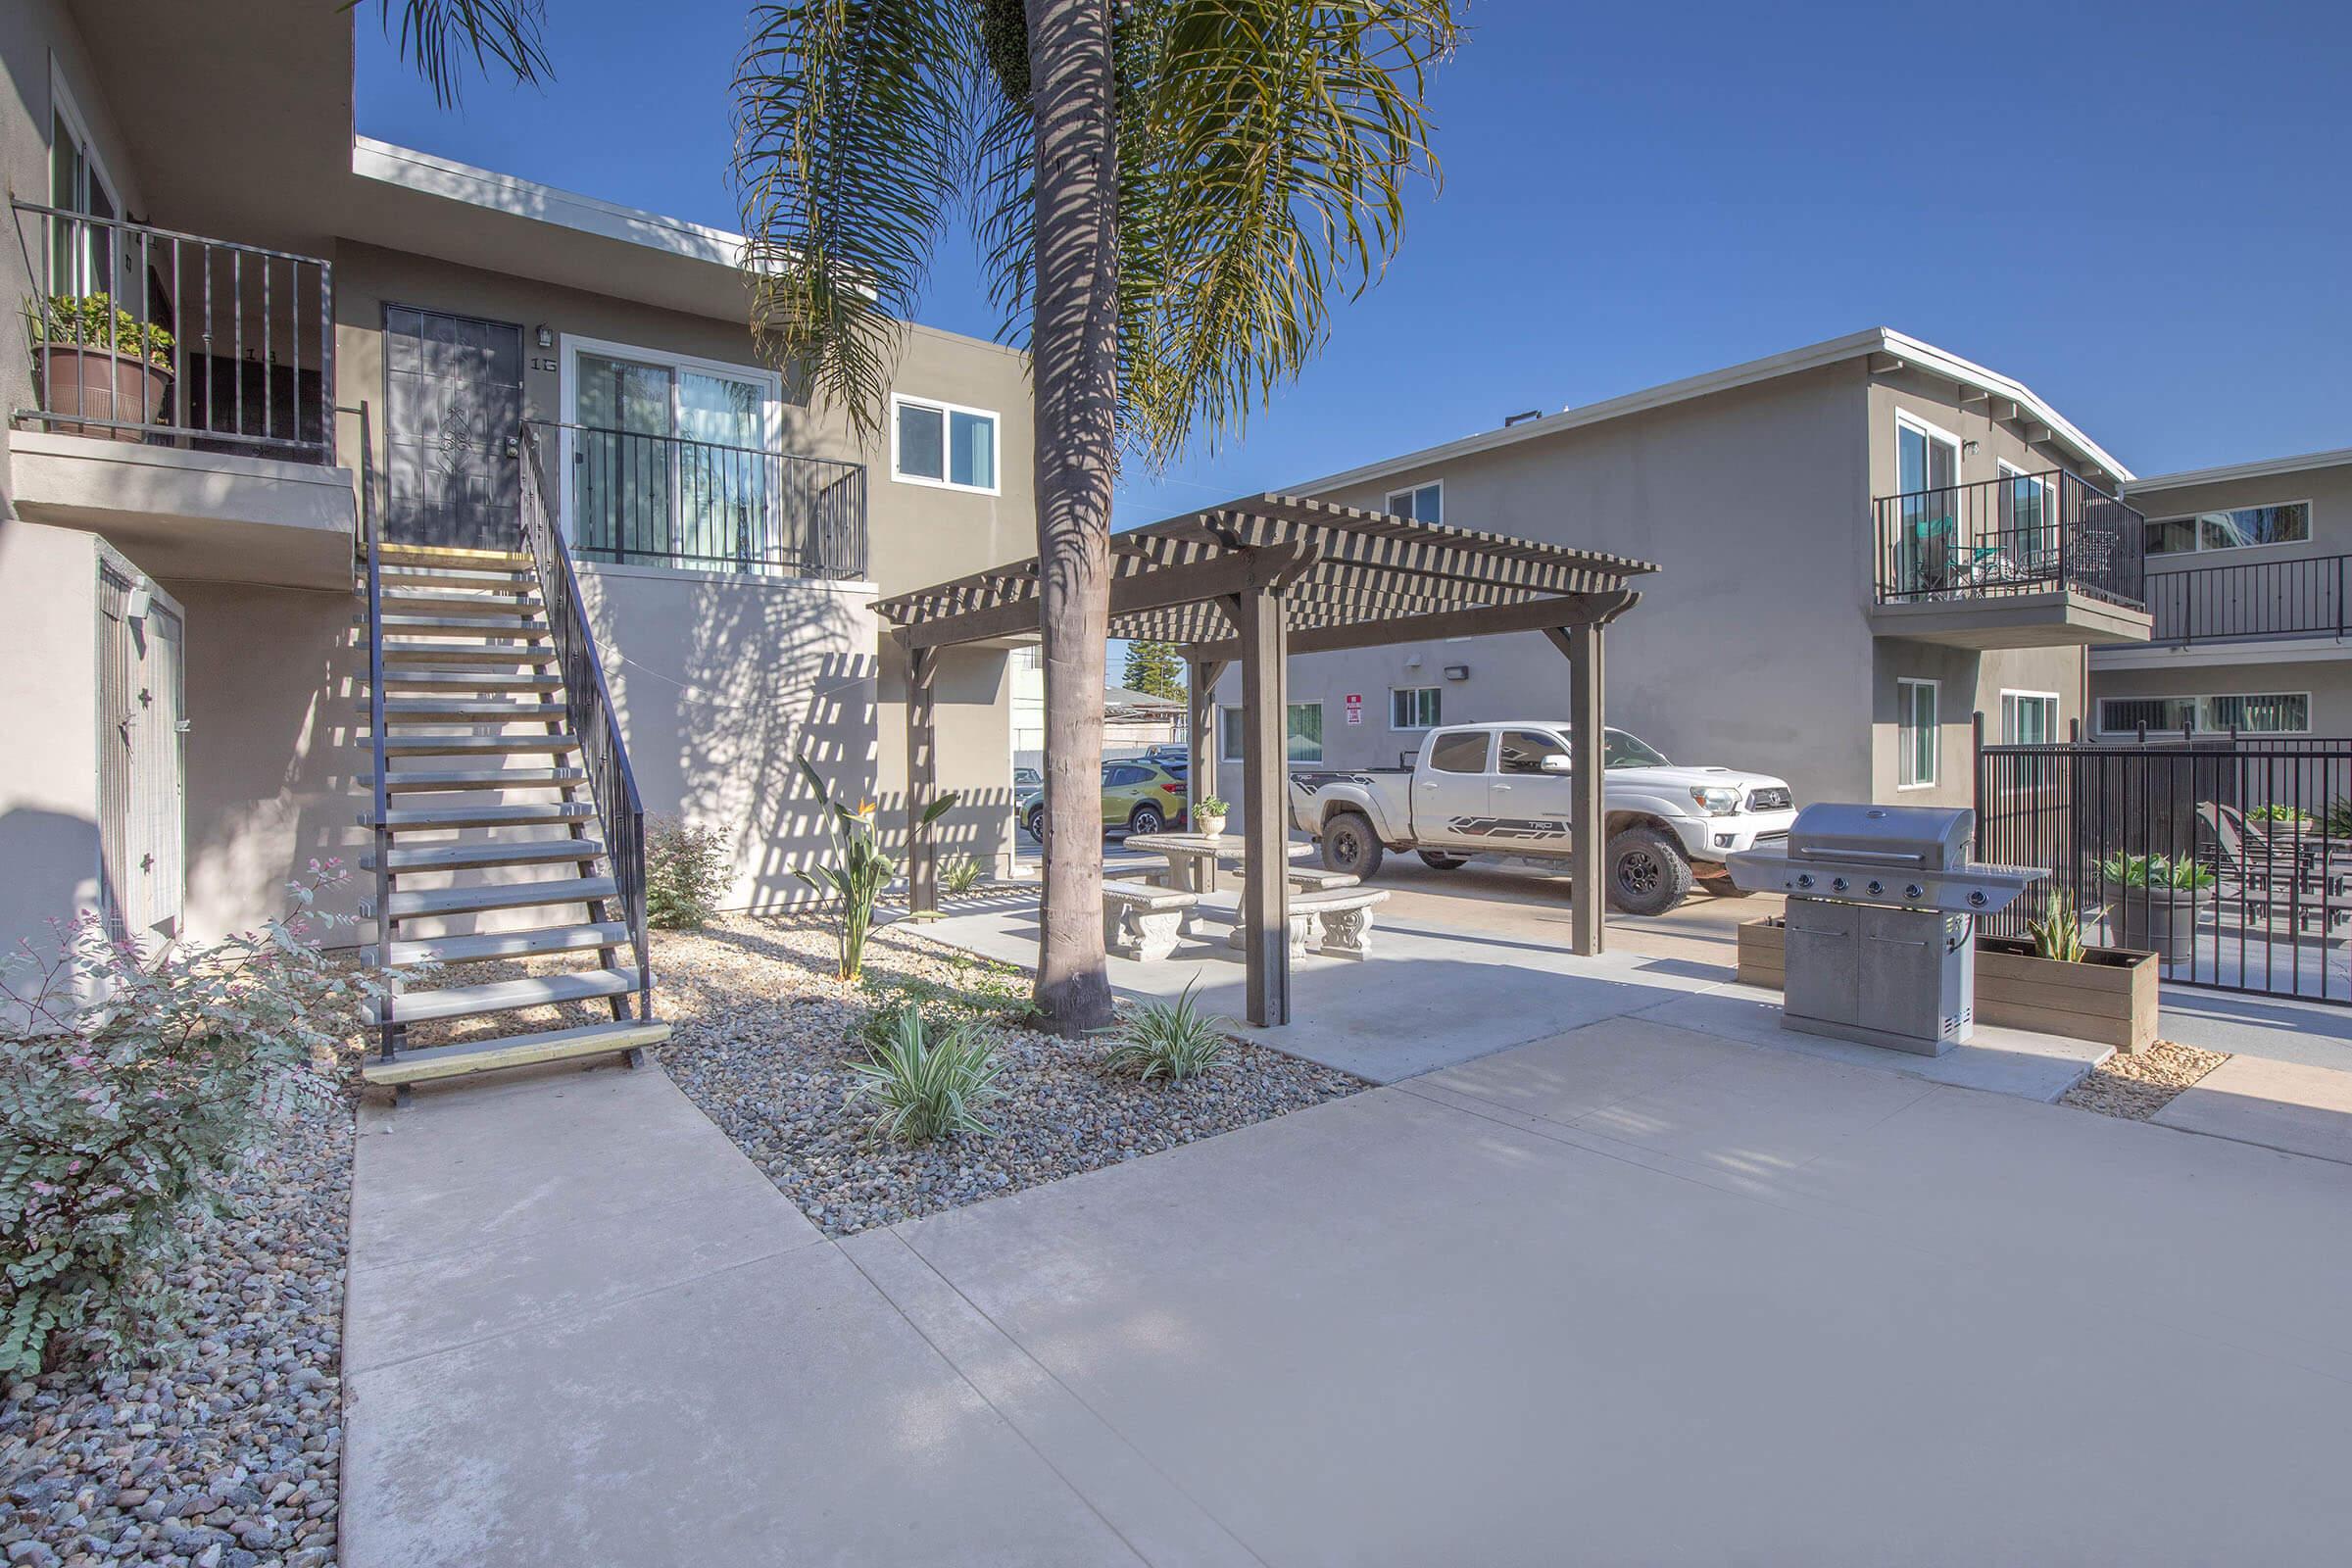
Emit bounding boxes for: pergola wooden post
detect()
[905,643,939,916]
[1186,656,1227,832]
[874,494,1656,1028]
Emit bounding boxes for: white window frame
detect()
[1894,411,1963,485]
[2096,692,2313,737]
[890,392,1002,495]
[48,64,125,300]
[2143,499,2314,557]
[1998,688,2060,746]
[1389,685,1442,732]
[558,334,785,552]
[1896,677,1939,790]
[1386,479,1443,523]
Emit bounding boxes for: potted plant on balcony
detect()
[2096,852,2213,965]
[24,293,173,442]
[1193,796,1229,839]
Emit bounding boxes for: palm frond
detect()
[356,0,552,110]
[733,0,986,436]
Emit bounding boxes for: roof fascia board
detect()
[2123,446,2352,496]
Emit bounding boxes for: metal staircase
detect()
[356,428,666,1096]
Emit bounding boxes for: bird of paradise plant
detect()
[795,756,957,981]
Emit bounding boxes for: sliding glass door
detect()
[570,346,775,569]
[1895,417,1960,596]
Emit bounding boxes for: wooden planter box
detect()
[1736,918,2159,1054]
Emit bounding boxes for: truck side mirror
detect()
[1540,754,1572,774]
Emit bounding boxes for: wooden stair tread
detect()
[361,966,638,1026]
[375,616,552,638]
[362,802,597,830]
[370,734,583,756]
[361,1020,669,1087]
[365,766,588,792]
[376,670,565,692]
[381,593,544,614]
[376,544,533,568]
[363,839,606,873]
[366,921,631,967]
[365,701,567,722]
[365,874,616,919]
[377,567,538,592]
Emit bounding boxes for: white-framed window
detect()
[48,66,128,301]
[1897,677,1938,789]
[1218,703,1324,763]
[1390,685,1442,731]
[892,393,1000,494]
[2144,501,2311,556]
[560,335,785,568]
[2098,693,2311,736]
[1386,480,1442,523]
[1999,689,2060,745]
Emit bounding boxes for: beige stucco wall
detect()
[0,521,107,950]
[2088,658,2352,738]
[2127,457,2352,573]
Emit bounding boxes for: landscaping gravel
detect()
[652,914,1366,1237]
[0,1077,353,1568]
[2060,1040,2230,1121]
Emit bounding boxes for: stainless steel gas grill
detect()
[1727,803,2045,1056]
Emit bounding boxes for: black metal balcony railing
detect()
[11,200,334,464]
[530,420,867,580]
[1874,468,2145,611]
[2142,553,2351,646]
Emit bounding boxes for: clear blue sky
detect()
[359,0,2349,530]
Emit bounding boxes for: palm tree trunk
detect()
[1026,0,1118,1033]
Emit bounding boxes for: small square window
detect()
[1386,481,1442,524]
[1390,686,1442,730]
[893,396,998,493]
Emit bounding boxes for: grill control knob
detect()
[1905,883,1924,901]
[1968,890,1987,908]
[1795,873,1814,889]
[1866,879,1884,897]
[1831,877,1848,893]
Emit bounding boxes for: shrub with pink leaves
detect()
[0,864,389,1374]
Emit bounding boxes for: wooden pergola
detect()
[875,494,1660,1026]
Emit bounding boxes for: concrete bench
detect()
[1102,880,1204,961]
[1286,867,1360,894]
[1292,887,1392,959]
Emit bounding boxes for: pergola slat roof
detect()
[873,493,1661,650]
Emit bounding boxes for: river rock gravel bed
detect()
[2059,1040,2230,1121]
[0,1079,354,1568]
[642,914,1364,1238]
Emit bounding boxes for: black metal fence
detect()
[1975,718,2352,1003]
[531,419,867,579]
[1875,468,2145,611]
[2143,553,2350,646]
[12,200,334,463]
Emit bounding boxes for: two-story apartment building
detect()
[0,0,1030,1021]
[1206,329,2154,844]
[2089,448,2352,738]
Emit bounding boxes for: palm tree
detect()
[736,0,1458,1032]
[366,0,1460,1033]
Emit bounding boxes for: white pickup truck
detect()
[1289,721,1798,914]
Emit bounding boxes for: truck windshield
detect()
[1604,729,1670,768]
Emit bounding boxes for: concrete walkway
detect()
[341,1013,2352,1565]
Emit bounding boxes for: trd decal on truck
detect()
[1293,774,1379,795]
[1446,817,1570,841]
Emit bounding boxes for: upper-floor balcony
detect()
[2130,553,2352,650]
[526,421,868,582]
[8,202,353,588]
[1866,467,2152,649]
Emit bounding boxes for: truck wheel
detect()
[1129,803,1165,836]
[1416,851,1470,870]
[1321,812,1385,879]
[1605,827,1692,915]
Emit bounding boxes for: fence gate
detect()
[1975,721,2352,1004]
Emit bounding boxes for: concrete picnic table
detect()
[1123,833,1342,896]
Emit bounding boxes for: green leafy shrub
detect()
[848,1006,1004,1142]
[857,963,1040,1049]
[940,854,985,898]
[2027,887,2086,963]
[2327,797,2352,841]
[647,815,731,929]
[2097,853,2216,892]
[26,294,174,369]
[1102,983,1229,1083]
[2249,803,2310,826]
[0,866,382,1374]
[1195,795,1229,816]
[794,756,956,980]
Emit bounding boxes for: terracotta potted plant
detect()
[1194,795,1229,838]
[25,293,173,441]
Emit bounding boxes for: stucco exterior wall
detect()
[2127,457,2352,574]
[0,522,107,951]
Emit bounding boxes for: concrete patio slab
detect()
[2154,1053,2352,1165]
[890,1052,2352,1565]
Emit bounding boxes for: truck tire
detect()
[1606,826,1692,915]
[1321,811,1385,879]
[1416,851,1470,870]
